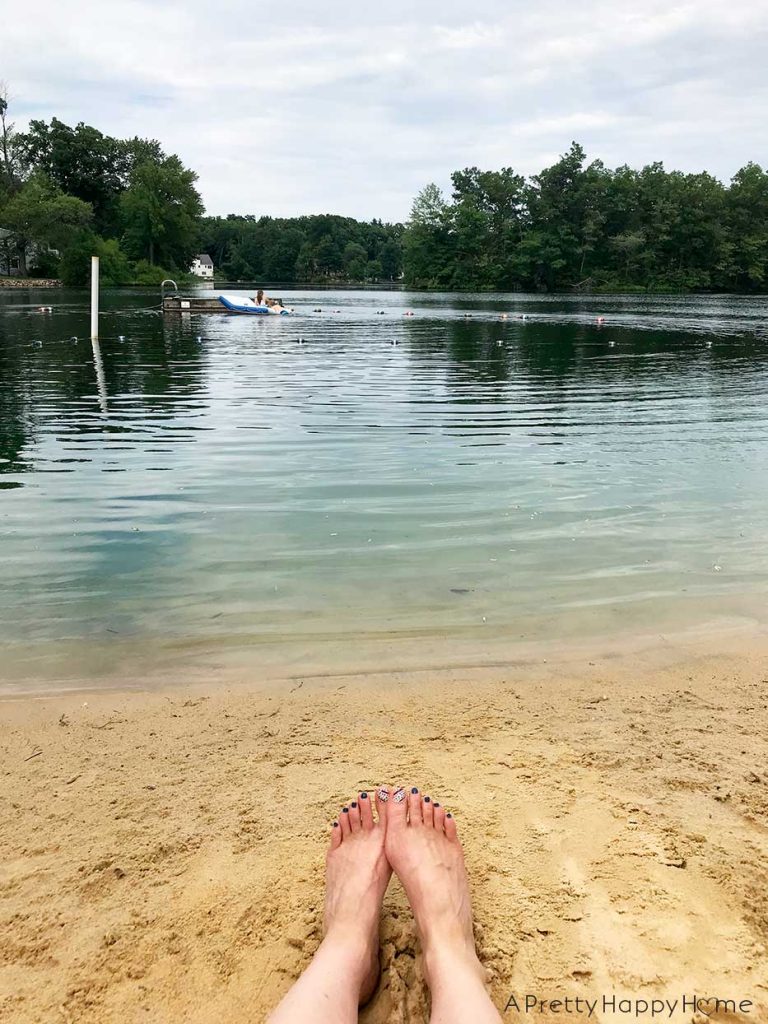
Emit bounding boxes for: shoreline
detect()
[1,643,767,1023]
[2,614,767,700]
[4,278,768,297]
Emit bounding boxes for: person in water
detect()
[267,786,502,1024]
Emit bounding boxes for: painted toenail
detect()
[360,791,368,799]
[411,787,419,794]
[424,796,431,803]
[378,787,389,802]
[393,787,406,803]
[333,822,339,828]
[342,807,349,813]
[446,813,452,819]
[351,801,358,808]
[433,802,440,808]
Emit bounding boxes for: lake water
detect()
[2,287,768,692]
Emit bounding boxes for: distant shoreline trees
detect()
[1,87,766,293]
[198,214,403,284]
[404,143,768,293]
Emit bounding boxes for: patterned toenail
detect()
[393,787,406,803]
[360,791,368,799]
[411,787,419,794]
[378,787,389,802]
[351,801,357,808]
[424,796,431,803]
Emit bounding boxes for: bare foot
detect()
[324,790,392,1005]
[383,787,484,986]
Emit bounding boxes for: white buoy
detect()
[90,256,99,340]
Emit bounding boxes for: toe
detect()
[445,812,458,841]
[348,800,362,832]
[388,786,408,828]
[433,802,446,831]
[408,786,422,825]
[359,791,374,830]
[339,805,351,836]
[375,785,390,825]
[330,820,342,849]
[422,795,434,827]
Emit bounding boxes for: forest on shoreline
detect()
[1,89,767,293]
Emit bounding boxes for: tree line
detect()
[404,143,768,292]
[199,214,403,284]
[1,85,767,292]
[0,88,402,286]
[0,88,204,285]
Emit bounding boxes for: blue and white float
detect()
[218,294,290,315]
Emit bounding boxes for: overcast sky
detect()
[2,0,767,222]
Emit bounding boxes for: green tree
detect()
[59,232,132,286]
[264,227,303,281]
[379,238,402,279]
[609,231,646,281]
[727,163,768,290]
[15,117,128,234]
[120,156,204,270]
[403,183,455,287]
[1,173,92,274]
[450,166,528,287]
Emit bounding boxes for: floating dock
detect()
[162,295,229,314]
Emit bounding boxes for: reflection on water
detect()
[1,287,768,690]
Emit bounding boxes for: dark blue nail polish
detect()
[342,807,349,813]
[333,822,339,828]
[424,796,431,803]
[360,792,368,799]
[351,801,358,808]
[446,813,452,819]
[434,803,440,808]
[411,787,419,794]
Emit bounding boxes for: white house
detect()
[190,253,215,280]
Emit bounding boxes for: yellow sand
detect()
[1,646,767,1023]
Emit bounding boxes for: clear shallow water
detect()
[2,287,768,691]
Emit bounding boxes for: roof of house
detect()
[196,253,214,266]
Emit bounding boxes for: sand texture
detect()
[1,653,767,1023]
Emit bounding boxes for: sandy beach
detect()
[1,643,767,1024]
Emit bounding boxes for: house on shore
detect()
[0,228,59,277]
[190,253,215,280]
[0,228,22,276]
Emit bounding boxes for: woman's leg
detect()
[383,787,503,1024]
[267,790,392,1024]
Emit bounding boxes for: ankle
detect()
[422,932,483,985]
[320,928,377,971]
[318,930,379,1004]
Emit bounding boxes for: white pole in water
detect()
[90,256,100,340]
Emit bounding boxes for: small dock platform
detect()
[163,295,228,314]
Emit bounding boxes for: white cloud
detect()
[1,0,766,220]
